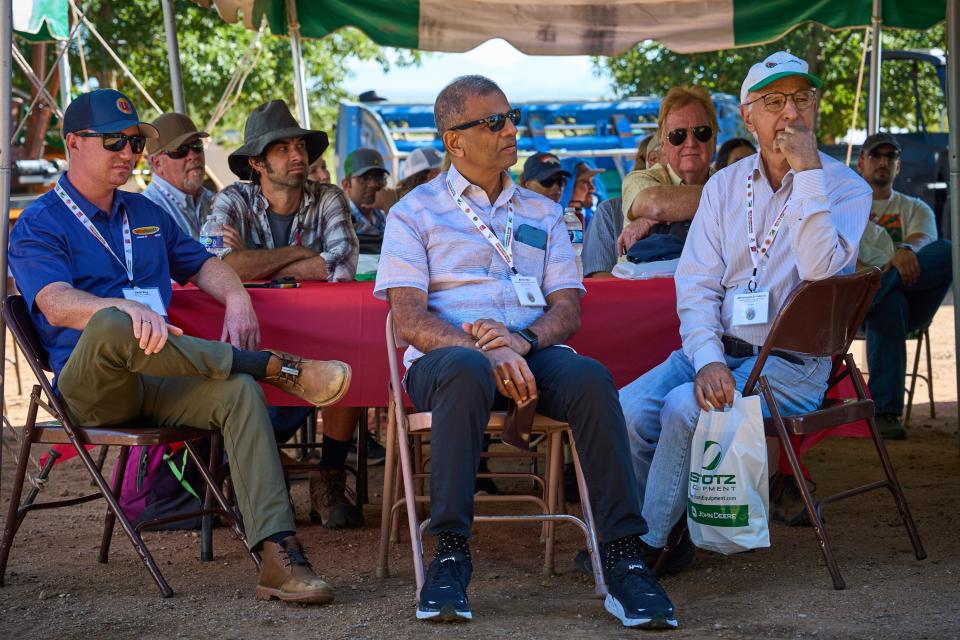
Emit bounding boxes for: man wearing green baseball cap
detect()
[341,147,390,254]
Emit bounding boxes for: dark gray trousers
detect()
[405,345,648,542]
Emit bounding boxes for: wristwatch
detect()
[896,242,915,252]
[516,328,539,353]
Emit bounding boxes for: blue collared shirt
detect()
[142,173,214,240]
[348,199,387,238]
[9,174,212,379]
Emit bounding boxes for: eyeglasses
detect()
[450,108,521,132]
[75,131,146,154]
[666,126,714,147]
[539,175,567,189]
[744,89,817,113]
[867,149,900,161]
[164,139,204,159]
[353,171,387,186]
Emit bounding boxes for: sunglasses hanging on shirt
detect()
[666,126,714,147]
[75,131,147,154]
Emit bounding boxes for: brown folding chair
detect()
[741,269,926,589]
[376,311,606,597]
[0,295,259,598]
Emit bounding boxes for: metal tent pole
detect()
[161,0,186,113]
[0,0,13,479]
[57,39,71,112]
[866,0,883,134]
[946,0,960,448]
[285,0,310,128]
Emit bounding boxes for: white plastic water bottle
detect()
[563,207,584,278]
[200,213,229,258]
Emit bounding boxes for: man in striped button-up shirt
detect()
[619,52,872,568]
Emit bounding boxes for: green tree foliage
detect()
[598,23,946,143]
[66,0,415,135]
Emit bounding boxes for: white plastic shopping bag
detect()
[687,392,770,554]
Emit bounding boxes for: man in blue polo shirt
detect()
[9,89,351,605]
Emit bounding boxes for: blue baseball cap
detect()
[62,89,159,138]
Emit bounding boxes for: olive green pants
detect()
[58,307,294,548]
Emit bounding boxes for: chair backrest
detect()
[3,294,70,420]
[743,269,882,394]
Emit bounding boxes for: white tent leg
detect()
[866,0,882,134]
[58,39,71,113]
[286,0,310,128]
[161,0,186,113]
[946,0,960,447]
[0,0,13,482]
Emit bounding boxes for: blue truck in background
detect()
[335,94,751,198]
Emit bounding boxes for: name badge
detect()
[732,291,769,326]
[122,287,167,317]
[511,275,547,307]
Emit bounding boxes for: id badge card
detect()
[511,275,547,307]
[732,291,769,326]
[122,286,167,316]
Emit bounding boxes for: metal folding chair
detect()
[375,311,606,597]
[742,270,926,589]
[0,295,259,597]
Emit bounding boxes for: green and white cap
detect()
[740,51,822,104]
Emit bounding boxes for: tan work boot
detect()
[255,535,334,604]
[309,468,364,529]
[262,350,351,407]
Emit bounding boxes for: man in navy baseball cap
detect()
[61,88,159,138]
[519,152,571,203]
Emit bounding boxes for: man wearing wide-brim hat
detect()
[209,99,358,283]
[209,99,366,531]
[143,112,213,239]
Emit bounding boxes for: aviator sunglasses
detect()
[450,108,522,132]
[666,125,714,147]
[539,175,567,189]
[165,139,205,159]
[75,131,146,154]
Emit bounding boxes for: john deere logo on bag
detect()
[702,440,724,471]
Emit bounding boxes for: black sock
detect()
[436,531,471,561]
[319,435,351,469]
[263,530,296,547]
[601,534,643,574]
[231,347,271,379]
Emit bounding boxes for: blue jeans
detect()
[865,239,953,416]
[619,348,830,547]
[268,406,314,444]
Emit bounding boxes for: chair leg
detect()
[905,332,924,426]
[569,433,606,597]
[98,446,129,564]
[760,378,846,590]
[377,401,399,579]
[390,447,403,544]
[0,406,36,585]
[413,433,426,521]
[357,408,369,505]
[200,436,218,563]
[91,445,110,487]
[542,432,562,576]
[395,414,426,595]
[924,329,935,418]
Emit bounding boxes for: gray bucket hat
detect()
[228,100,329,180]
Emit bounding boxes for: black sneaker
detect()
[365,433,387,465]
[604,558,678,629]
[416,552,473,622]
[574,532,696,578]
[876,413,907,440]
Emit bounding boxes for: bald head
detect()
[434,75,505,135]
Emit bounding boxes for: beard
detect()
[264,157,308,188]
[868,173,893,190]
[182,163,205,193]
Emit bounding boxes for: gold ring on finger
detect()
[503,379,512,385]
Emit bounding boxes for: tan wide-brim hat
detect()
[146,112,209,155]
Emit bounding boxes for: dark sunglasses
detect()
[867,149,900,161]
[75,131,146,154]
[450,108,521,132]
[666,126,714,147]
[539,175,567,189]
[352,171,388,186]
[165,139,205,159]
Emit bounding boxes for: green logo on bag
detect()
[702,440,724,471]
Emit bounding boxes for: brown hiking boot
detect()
[255,535,334,604]
[309,468,364,529]
[262,350,351,407]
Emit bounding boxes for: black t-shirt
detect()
[266,209,295,248]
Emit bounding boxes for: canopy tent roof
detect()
[195,0,946,55]
[13,0,68,42]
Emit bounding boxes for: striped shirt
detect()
[676,151,872,371]
[374,163,584,368]
[142,174,213,240]
[207,181,358,281]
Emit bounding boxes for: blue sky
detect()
[342,39,614,104]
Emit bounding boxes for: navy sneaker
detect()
[604,558,678,629]
[416,552,473,622]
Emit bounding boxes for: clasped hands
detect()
[462,318,537,404]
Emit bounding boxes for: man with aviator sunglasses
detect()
[617,86,717,258]
[519,152,570,203]
[143,112,213,239]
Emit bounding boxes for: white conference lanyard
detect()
[446,177,545,306]
[154,181,202,237]
[735,174,790,326]
[55,180,167,316]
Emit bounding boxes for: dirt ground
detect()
[1,302,959,640]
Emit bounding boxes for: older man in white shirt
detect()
[617,51,872,571]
